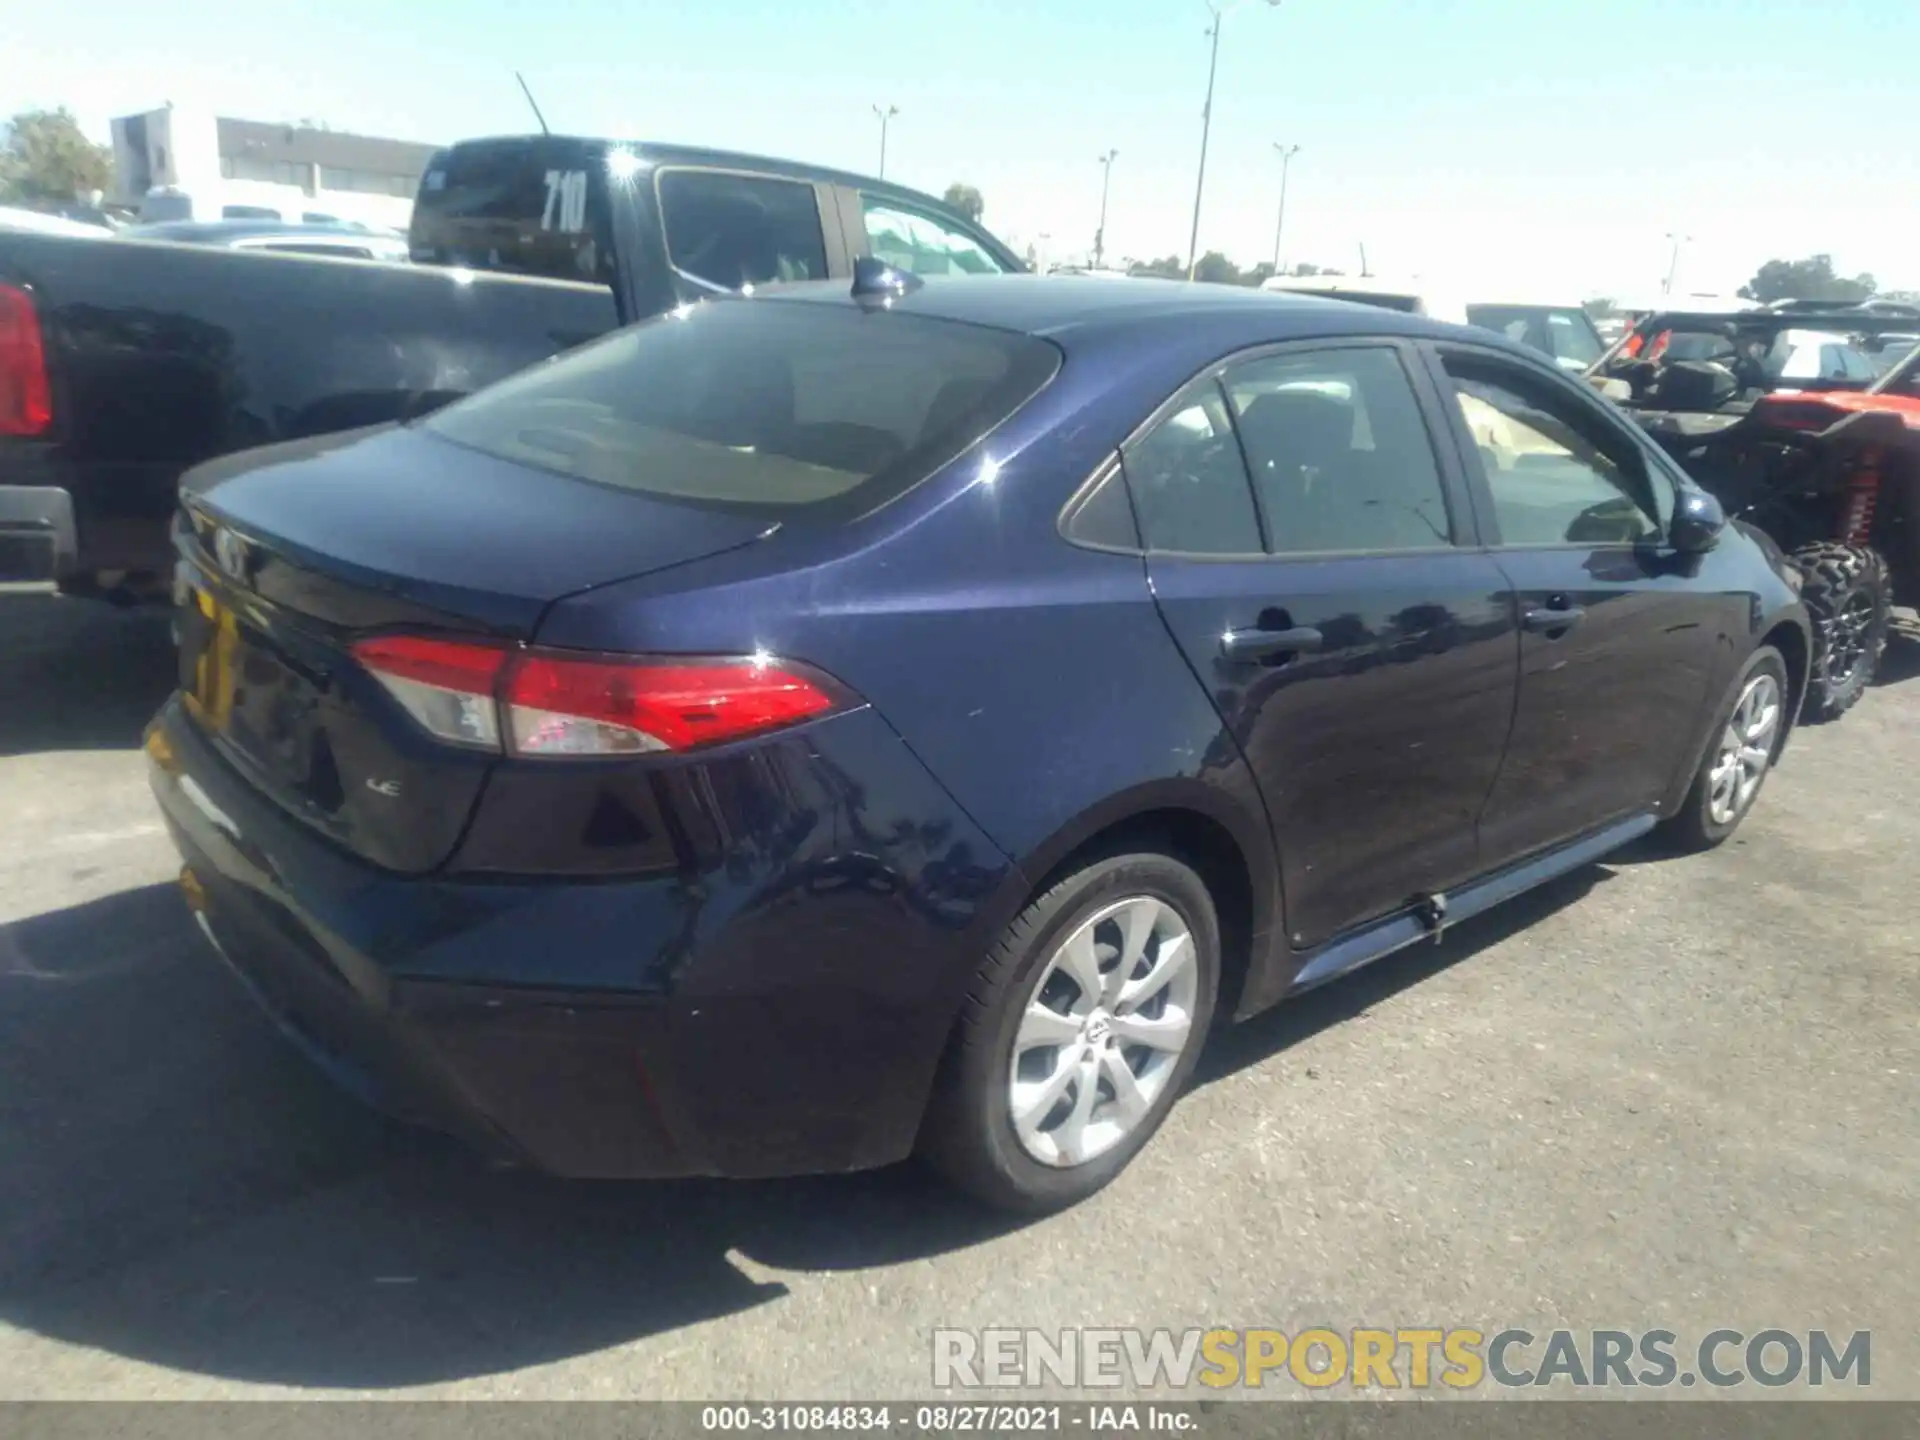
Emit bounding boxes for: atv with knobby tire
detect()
[1590,308,1920,721]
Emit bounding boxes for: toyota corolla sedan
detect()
[148,269,1810,1211]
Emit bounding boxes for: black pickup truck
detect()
[0,134,1021,597]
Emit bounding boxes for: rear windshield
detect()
[408,141,616,287]
[424,298,1061,515]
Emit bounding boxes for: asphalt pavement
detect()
[1,589,1915,1401]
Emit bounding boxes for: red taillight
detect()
[504,653,842,755]
[0,282,53,437]
[350,635,847,757]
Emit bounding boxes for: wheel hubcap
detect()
[1823,590,1877,691]
[1707,672,1782,826]
[1008,895,1199,1168]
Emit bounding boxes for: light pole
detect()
[1270,142,1300,273]
[1663,231,1692,296]
[1186,0,1282,281]
[1094,149,1118,270]
[872,104,899,179]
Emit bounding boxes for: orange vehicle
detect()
[1591,310,1920,719]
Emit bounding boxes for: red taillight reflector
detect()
[0,282,53,437]
[350,635,848,757]
[503,654,842,755]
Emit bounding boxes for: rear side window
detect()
[659,171,828,292]
[1467,305,1605,366]
[425,299,1059,515]
[861,197,1010,277]
[1224,347,1452,553]
[1123,390,1262,554]
[408,142,616,286]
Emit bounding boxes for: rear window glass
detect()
[658,170,829,292]
[424,299,1060,515]
[408,142,616,286]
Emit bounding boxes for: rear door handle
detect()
[1220,626,1325,661]
[1521,605,1586,634]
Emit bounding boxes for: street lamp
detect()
[1663,231,1693,296]
[1270,142,1300,273]
[872,104,900,179]
[1186,0,1282,281]
[1094,149,1118,270]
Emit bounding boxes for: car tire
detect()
[1664,644,1790,852]
[921,851,1220,1214]
[1794,542,1890,722]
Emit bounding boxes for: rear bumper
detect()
[0,484,76,582]
[146,694,1014,1180]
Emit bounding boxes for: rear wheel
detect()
[921,852,1219,1213]
[1794,543,1890,721]
[1664,645,1788,852]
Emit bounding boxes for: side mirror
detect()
[1669,489,1726,554]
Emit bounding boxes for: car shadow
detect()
[0,882,1014,1391]
[1876,627,1920,688]
[1195,863,1610,1087]
[4,862,1619,1391]
[0,593,176,756]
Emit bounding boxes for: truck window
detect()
[408,140,617,287]
[222,204,282,221]
[425,298,1059,515]
[860,197,1009,276]
[657,170,828,293]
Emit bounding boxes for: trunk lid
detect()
[176,423,773,872]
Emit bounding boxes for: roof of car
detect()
[768,273,1474,346]
[441,133,986,232]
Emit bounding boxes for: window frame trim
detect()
[1418,338,1681,553]
[1092,334,1482,562]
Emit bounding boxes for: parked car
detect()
[0,134,1021,598]
[122,220,413,263]
[147,273,1809,1211]
[1257,275,1605,373]
[1590,308,1920,718]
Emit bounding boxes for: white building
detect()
[109,105,440,229]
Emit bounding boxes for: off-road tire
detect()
[1795,542,1891,721]
[1664,645,1789,853]
[919,852,1219,1214]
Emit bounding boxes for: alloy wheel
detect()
[1707,672,1782,826]
[1007,896,1200,1167]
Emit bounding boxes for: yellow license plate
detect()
[185,585,240,732]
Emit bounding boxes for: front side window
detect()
[426,299,1058,516]
[658,170,828,292]
[861,197,1009,277]
[1224,346,1452,553]
[1440,355,1662,547]
[1122,389,1261,554]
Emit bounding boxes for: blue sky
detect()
[6,0,1916,298]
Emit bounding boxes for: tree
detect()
[1737,254,1876,305]
[0,108,112,207]
[1128,255,1185,279]
[1241,261,1277,288]
[942,183,984,223]
[1193,251,1241,285]
[1584,297,1618,319]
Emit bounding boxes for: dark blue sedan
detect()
[148,271,1810,1210]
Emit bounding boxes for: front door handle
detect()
[1521,605,1587,634]
[1221,626,1325,662]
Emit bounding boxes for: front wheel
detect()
[920,852,1220,1213]
[1664,645,1789,852]
[1794,543,1890,721]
